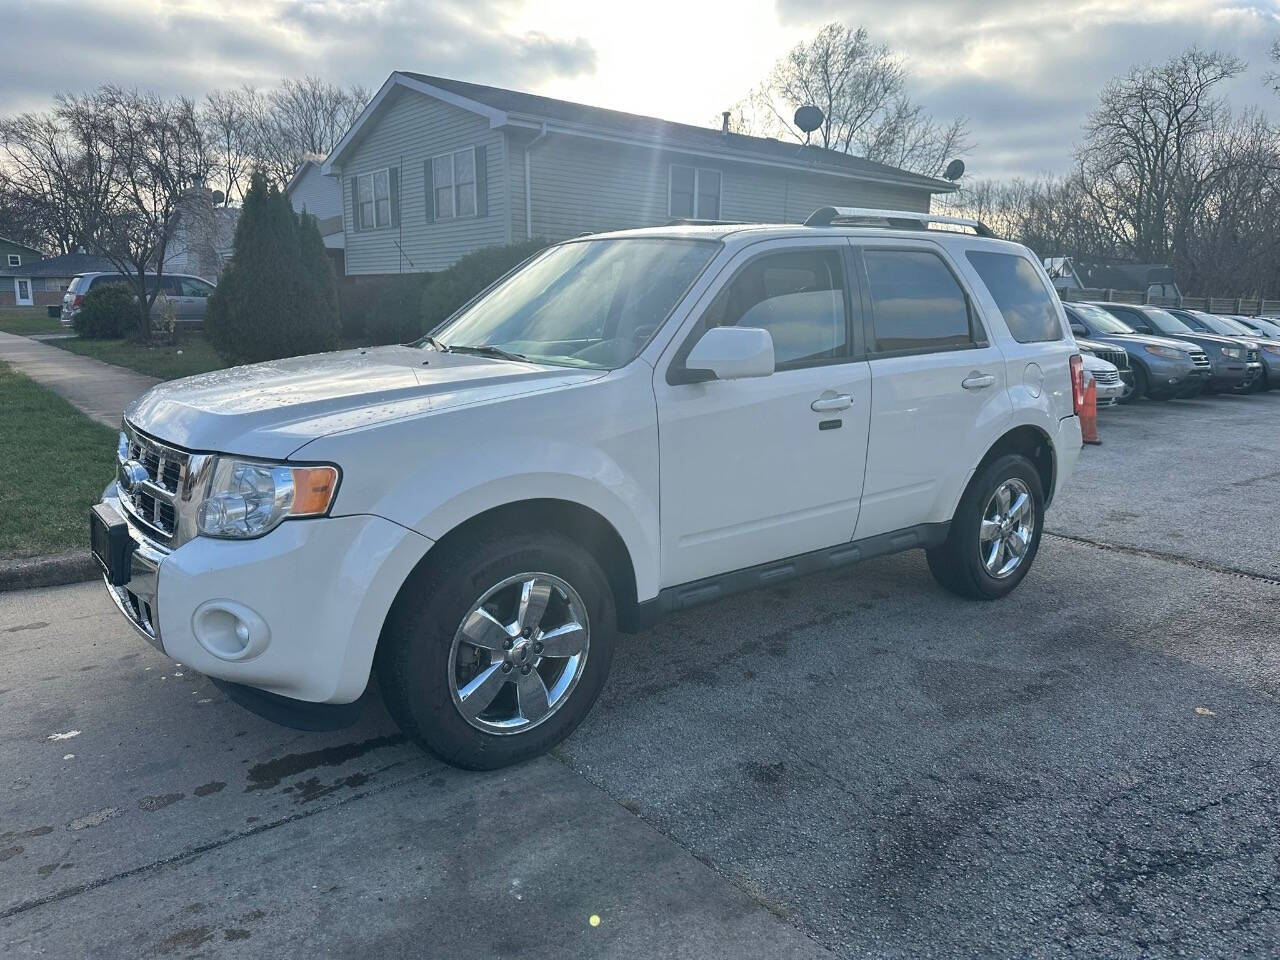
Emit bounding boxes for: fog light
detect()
[192,600,270,661]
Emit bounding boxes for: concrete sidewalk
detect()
[0,330,157,428]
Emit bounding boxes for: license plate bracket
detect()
[90,502,135,586]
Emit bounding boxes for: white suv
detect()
[92,208,1084,769]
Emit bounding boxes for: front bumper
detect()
[98,484,432,704]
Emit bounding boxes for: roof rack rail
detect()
[665,218,749,227]
[804,206,996,237]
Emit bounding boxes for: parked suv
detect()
[1168,310,1276,392]
[1063,302,1209,401]
[91,208,1083,769]
[61,272,215,327]
[1092,302,1260,394]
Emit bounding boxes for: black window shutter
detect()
[390,168,400,228]
[475,145,488,217]
[423,160,435,221]
[349,176,360,232]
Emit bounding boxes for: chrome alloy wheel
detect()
[447,572,590,735]
[979,478,1035,579]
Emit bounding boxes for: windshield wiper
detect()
[445,343,530,363]
[421,335,449,352]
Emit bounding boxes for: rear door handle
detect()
[811,393,853,412]
[961,373,995,391]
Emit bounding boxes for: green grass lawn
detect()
[0,361,118,560]
[50,333,228,380]
[0,306,63,336]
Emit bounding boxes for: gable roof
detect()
[0,236,44,257]
[324,72,956,194]
[4,252,114,277]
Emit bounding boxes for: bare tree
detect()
[1076,47,1244,262]
[68,87,212,339]
[252,76,369,186]
[202,86,266,205]
[722,23,969,177]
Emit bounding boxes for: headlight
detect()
[1261,343,1280,355]
[1220,346,1245,360]
[196,459,339,539]
[1144,344,1185,360]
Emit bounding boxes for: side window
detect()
[180,278,212,297]
[159,276,182,296]
[966,251,1063,343]
[863,249,977,354]
[701,249,848,368]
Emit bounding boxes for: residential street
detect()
[4,391,1280,959]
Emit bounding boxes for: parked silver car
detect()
[61,272,215,327]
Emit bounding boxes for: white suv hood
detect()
[125,345,601,459]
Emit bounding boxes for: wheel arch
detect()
[971,424,1057,507]
[385,498,643,637]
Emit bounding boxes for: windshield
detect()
[1143,308,1193,334]
[1073,302,1134,334]
[1198,313,1250,336]
[1246,317,1280,337]
[429,238,719,369]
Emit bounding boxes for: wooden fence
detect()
[1057,288,1280,317]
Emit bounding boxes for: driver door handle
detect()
[961,373,995,391]
[811,393,853,412]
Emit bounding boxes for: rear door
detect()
[180,278,214,320]
[852,241,1012,540]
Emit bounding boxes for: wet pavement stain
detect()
[292,772,371,804]
[193,781,226,797]
[0,846,22,862]
[0,825,53,842]
[155,925,214,954]
[243,734,404,792]
[3,621,48,633]
[138,793,184,812]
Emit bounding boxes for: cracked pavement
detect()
[3,390,1280,958]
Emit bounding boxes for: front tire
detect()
[375,529,616,770]
[927,454,1045,600]
[1119,364,1147,403]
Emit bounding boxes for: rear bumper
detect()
[1053,415,1083,506]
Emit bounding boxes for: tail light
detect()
[72,294,83,308]
[1069,354,1085,414]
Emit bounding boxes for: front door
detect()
[853,241,1012,540]
[14,278,32,306]
[654,241,872,588]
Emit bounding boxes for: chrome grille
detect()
[1094,346,1129,370]
[1093,368,1121,385]
[118,423,190,541]
[1190,351,1211,369]
[1247,348,1260,363]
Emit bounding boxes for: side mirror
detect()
[680,326,775,383]
[1070,323,1088,337]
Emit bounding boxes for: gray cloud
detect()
[775,0,1280,178]
[0,0,595,114]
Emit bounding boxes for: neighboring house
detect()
[286,158,346,277]
[0,237,47,305]
[322,72,957,276]
[1047,257,1180,299]
[0,252,113,307]
[164,187,238,281]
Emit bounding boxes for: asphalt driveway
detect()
[3,391,1280,958]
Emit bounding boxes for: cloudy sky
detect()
[3,0,1278,180]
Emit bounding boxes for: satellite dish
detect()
[794,105,824,136]
[944,159,966,181]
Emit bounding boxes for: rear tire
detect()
[375,528,616,770]
[927,453,1045,600]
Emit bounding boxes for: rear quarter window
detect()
[966,251,1063,344]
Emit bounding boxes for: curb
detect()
[0,551,100,592]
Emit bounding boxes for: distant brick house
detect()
[0,237,47,306]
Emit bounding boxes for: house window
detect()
[7,254,20,267]
[356,169,392,229]
[669,165,721,220]
[432,148,477,220]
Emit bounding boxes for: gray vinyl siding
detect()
[523,135,933,241]
[338,89,507,274]
[289,166,342,220]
